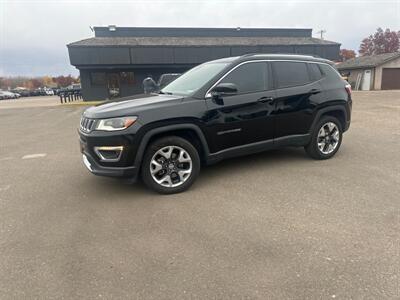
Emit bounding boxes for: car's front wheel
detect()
[141,136,200,194]
[305,116,343,160]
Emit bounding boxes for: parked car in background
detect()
[44,88,54,95]
[28,87,55,96]
[30,89,42,96]
[12,92,21,98]
[0,90,20,99]
[3,87,59,98]
[141,74,182,94]
[157,73,181,89]
[52,88,61,95]
[11,88,30,97]
[67,84,82,90]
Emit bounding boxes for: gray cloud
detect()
[1,0,399,76]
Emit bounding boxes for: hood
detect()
[83,93,184,119]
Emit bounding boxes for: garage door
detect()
[381,68,400,90]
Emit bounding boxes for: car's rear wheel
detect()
[141,136,200,194]
[305,116,343,160]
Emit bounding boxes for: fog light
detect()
[94,146,123,162]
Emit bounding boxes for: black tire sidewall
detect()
[307,116,343,160]
[141,136,200,194]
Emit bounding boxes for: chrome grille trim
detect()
[80,117,95,133]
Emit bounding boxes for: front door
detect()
[204,61,276,153]
[107,73,120,99]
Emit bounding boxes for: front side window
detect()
[273,62,310,88]
[161,62,229,96]
[219,62,268,94]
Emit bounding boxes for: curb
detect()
[61,101,104,106]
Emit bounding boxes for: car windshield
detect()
[161,62,229,96]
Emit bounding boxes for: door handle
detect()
[257,97,274,103]
[309,89,321,95]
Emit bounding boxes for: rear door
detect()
[204,61,276,153]
[271,61,324,138]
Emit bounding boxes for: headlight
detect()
[95,116,137,131]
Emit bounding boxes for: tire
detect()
[305,116,343,160]
[141,136,200,194]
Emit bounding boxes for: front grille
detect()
[80,117,96,133]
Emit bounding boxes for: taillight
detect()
[345,84,352,98]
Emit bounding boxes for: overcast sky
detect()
[1,0,399,77]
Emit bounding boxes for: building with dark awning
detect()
[67,26,340,100]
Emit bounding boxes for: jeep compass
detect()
[79,54,352,194]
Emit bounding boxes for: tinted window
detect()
[91,72,106,86]
[319,64,342,81]
[308,63,323,81]
[220,62,268,94]
[273,62,310,88]
[120,72,135,84]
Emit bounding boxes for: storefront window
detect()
[90,72,106,85]
[120,72,135,84]
[107,73,120,99]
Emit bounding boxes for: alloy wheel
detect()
[150,146,193,188]
[317,122,340,155]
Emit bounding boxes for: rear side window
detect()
[308,63,323,81]
[220,62,268,94]
[319,64,342,81]
[272,62,310,88]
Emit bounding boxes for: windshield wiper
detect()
[159,91,173,95]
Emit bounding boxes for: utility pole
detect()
[316,29,327,40]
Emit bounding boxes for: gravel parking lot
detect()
[0,91,399,299]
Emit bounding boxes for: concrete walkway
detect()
[0,96,102,109]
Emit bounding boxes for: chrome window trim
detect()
[204,59,336,99]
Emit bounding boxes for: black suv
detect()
[79,54,352,194]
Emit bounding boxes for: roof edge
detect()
[92,26,313,31]
[92,26,313,38]
[67,36,340,47]
[379,52,400,65]
[338,52,400,70]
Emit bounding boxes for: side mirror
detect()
[210,83,238,105]
[211,83,238,96]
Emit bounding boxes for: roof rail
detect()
[240,53,322,58]
[240,53,261,57]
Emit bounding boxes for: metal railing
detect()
[59,90,82,103]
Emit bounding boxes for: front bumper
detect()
[81,151,138,179]
[79,131,140,181]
